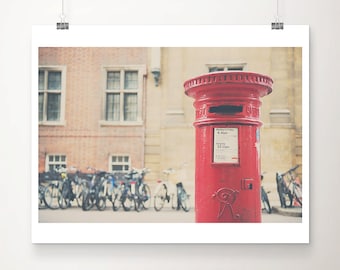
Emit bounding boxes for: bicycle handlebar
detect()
[280,165,299,177]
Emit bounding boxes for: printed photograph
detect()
[37,46,303,223]
[32,25,309,243]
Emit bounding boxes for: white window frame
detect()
[38,66,67,125]
[45,154,67,172]
[207,63,247,72]
[101,65,146,126]
[109,154,131,173]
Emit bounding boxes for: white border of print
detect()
[32,25,309,244]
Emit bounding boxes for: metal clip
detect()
[56,0,69,30]
[271,22,284,30]
[271,0,284,30]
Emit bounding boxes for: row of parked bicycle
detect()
[39,164,302,215]
[261,164,303,214]
[38,167,191,213]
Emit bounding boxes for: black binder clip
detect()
[271,21,284,30]
[56,0,69,30]
[57,22,69,30]
[272,0,284,30]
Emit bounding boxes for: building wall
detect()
[38,47,302,191]
[39,47,147,172]
[144,47,302,189]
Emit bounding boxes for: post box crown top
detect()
[184,71,273,98]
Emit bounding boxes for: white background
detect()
[1,0,339,269]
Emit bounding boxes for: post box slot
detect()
[209,105,243,114]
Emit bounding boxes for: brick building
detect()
[39,47,302,190]
[39,47,147,173]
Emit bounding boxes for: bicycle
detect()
[39,170,63,210]
[153,168,191,212]
[276,165,302,208]
[38,182,47,209]
[110,173,127,211]
[111,168,151,212]
[260,174,272,214]
[131,168,151,212]
[58,167,85,209]
[81,168,108,211]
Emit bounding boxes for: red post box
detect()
[184,72,273,222]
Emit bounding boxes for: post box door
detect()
[195,124,261,222]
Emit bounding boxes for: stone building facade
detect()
[38,47,302,189]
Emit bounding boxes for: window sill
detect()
[99,120,143,127]
[263,123,296,129]
[39,121,66,126]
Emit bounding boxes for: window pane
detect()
[39,93,44,121]
[61,155,66,162]
[112,165,123,171]
[124,93,138,121]
[227,66,243,71]
[209,67,224,72]
[107,71,120,90]
[39,70,45,90]
[124,71,138,89]
[49,156,54,162]
[124,156,129,162]
[118,156,122,162]
[47,93,61,121]
[106,93,120,121]
[48,71,62,90]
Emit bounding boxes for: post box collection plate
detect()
[213,127,239,164]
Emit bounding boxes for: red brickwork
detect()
[38,47,147,172]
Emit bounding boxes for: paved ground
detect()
[39,204,302,223]
[39,179,303,223]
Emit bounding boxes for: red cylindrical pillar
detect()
[184,72,273,223]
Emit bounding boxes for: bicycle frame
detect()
[276,165,302,208]
[154,168,190,212]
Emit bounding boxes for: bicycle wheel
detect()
[140,184,151,210]
[43,183,60,209]
[262,198,272,214]
[59,183,71,209]
[96,196,106,211]
[293,184,302,207]
[134,196,143,212]
[95,182,107,211]
[122,190,134,211]
[261,188,272,214]
[82,191,94,211]
[75,183,84,208]
[154,184,167,211]
[179,189,191,212]
[112,186,122,211]
[38,184,46,209]
[171,194,177,210]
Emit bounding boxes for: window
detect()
[46,154,67,172]
[269,109,293,127]
[104,66,145,124]
[207,63,246,72]
[39,67,66,124]
[110,155,130,172]
[208,67,225,72]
